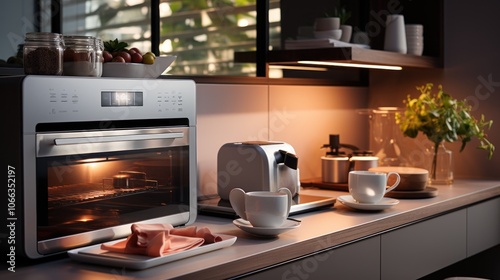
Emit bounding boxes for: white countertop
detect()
[3,179,500,280]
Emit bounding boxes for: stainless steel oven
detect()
[1,75,196,259]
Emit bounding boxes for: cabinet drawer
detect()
[467,197,500,256]
[381,210,467,280]
[243,236,381,280]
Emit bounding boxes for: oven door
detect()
[33,126,194,255]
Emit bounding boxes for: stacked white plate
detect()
[405,24,423,56]
[314,29,342,40]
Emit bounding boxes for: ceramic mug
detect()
[348,171,400,204]
[229,188,292,227]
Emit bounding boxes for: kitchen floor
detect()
[419,244,500,280]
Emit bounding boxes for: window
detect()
[54,0,281,76]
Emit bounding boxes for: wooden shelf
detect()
[234,47,442,69]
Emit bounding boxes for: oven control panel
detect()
[22,76,195,130]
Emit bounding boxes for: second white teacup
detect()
[229,188,292,227]
[348,171,400,204]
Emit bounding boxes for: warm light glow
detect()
[126,0,144,6]
[160,2,172,17]
[76,215,94,223]
[378,107,401,111]
[269,65,328,72]
[297,60,403,71]
[238,18,249,27]
[367,189,376,197]
[76,158,108,164]
[201,11,212,27]
[269,8,281,23]
[161,39,173,53]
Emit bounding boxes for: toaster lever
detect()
[278,150,298,170]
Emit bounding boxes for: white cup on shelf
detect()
[340,25,352,42]
[384,14,407,54]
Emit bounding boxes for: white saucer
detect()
[337,195,399,211]
[233,218,300,237]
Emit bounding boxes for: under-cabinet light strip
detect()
[297,60,403,71]
[268,65,328,71]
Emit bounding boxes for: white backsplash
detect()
[196,83,369,197]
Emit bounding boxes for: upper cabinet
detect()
[235,0,443,79]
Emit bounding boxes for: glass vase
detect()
[363,107,408,166]
[426,142,453,185]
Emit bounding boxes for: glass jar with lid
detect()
[23,32,64,75]
[63,35,98,76]
[94,38,104,77]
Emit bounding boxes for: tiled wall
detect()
[196,83,369,197]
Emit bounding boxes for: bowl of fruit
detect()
[101,39,176,78]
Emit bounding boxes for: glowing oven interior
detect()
[36,147,189,241]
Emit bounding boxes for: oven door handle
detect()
[54,132,184,145]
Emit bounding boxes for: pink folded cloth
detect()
[101,224,222,257]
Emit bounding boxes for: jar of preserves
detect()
[23,32,64,75]
[63,35,98,76]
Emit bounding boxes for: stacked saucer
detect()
[405,24,424,56]
[368,166,438,199]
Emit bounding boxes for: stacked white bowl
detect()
[405,24,424,55]
[313,17,342,40]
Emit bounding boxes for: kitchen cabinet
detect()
[467,197,500,256]
[240,237,381,280]
[238,0,443,79]
[233,197,499,280]
[381,210,467,280]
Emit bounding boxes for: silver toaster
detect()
[217,141,300,200]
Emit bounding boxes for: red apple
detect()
[118,51,132,63]
[129,47,141,54]
[111,56,126,63]
[131,52,143,63]
[103,50,113,62]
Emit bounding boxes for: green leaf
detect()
[103,38,129,52]
[398,83,495,159]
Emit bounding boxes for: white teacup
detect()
[229,188,292,227]
[348,171,400,204]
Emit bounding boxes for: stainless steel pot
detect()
[321,156,350,183]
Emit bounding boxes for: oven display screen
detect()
[101,91,143,107]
